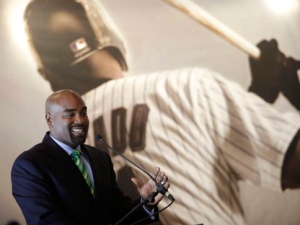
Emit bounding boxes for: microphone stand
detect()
[115,191,158,225]
[95,135,174,224]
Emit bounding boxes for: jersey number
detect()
[93,104,149,154]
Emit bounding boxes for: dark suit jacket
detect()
[11,132,158,225]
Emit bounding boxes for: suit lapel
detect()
[83,146,109,202]
[42,133,94,198]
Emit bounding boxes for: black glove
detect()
[248,39,281,103]
[279,56,300,110]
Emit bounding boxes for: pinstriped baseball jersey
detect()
[83,67,300,225]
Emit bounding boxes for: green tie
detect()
[71,150,94,196]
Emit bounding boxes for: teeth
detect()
[72,127,84,133]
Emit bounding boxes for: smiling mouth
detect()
[71,126,86,136]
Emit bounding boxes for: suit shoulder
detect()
[14,142,51,163]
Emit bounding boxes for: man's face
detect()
[46,92,89,148]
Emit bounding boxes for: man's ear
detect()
[45,113,53,127]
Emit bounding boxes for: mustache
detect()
[71,124,87,130]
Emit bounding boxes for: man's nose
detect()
[74,114,85,124]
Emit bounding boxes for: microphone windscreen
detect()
[95,134,102,141]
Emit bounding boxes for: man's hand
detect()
[131,167,170,207]
[279,56,300,110]
[248,39,281,103]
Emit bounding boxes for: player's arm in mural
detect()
[253,41,300,188]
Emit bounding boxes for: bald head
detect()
[45,89,89,148]
[45,89,82,113]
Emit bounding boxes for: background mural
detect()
[1,0,300,224]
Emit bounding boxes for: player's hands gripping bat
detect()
[248,39,281,103]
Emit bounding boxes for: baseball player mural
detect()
[8,0,300,224]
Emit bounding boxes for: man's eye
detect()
[64,113,74,117]
[82,112,88,117]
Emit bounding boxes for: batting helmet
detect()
[24,0,128,73]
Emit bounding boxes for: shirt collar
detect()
[49,135,81,156]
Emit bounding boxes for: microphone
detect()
[95,134,174,201]
[156,183,174,201]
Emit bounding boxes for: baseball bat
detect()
[162,0,261,59]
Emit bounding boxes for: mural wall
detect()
[1,0,300,224]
